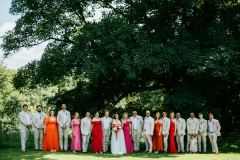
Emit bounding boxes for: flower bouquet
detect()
[112,123,121,139]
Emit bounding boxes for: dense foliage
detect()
[0,62,60,133]
[1,0,240,132]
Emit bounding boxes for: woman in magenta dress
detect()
[169,112,177,153]
[122,112,133,154]
[71,112,81,153]
[91,111,103,153]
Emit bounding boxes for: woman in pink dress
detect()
[122,112,133,154]
[71,112,81,153]
[169,112,177,153]
[91,111,103,153]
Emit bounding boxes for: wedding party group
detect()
[18,103,221,155]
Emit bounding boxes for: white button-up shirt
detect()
[18,111,33,129]
[207,119,221,136]
[130,115,143,133]
[208,121,214,133]
[143,116,154,135]
[101,116,112,130]
[81,117,91,135]
[187,117,199,135]
[33,112,45,130]
[199,118,207,135]
[176,117,186,135]
[57,110,71,127]
[161,117,170,135]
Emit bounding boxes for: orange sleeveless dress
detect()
[43,116,60,151]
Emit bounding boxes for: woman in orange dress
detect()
[152,112,163,153]
[43,110,60,152]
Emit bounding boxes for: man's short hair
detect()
[22,104,28,108]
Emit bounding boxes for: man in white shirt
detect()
[81,112,91,152]
[175,112,186,153]
[161,112,170,153]
[18,104,33,152]
[186,112,199,152]
[143,110,154,153]
[32,105,45,150]
[198,112,207,152]
[57,103,71,151]
[130,110,143,152]
[101,111,112,152]
[208,113,221,154]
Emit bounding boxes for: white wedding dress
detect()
[111,119,127,154]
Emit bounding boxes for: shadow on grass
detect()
[90,153,179,159]
[0,149,58,160]
[0,142,240,160]
[0,149,180,160]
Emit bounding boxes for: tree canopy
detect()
[1,0,240,130]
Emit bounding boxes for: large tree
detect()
[2,0,240,130]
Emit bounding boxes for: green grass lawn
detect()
[0,149,240,160]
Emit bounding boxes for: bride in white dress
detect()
[111,113,127,155]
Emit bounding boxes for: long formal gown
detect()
[71,118,81,151]
[152,121,163,152]
[169,119,177,153]
[122,120,133,154]
[91,120,103,153]
[43,116,60,151]
[111,120,127,154]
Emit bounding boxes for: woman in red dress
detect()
[152,112,163,153]
[169,112,177,153]
[91,111,103,153]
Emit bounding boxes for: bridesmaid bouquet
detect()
[112,124,120,139]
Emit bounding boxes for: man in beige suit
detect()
[32,105,45,150]
[208,113,221,154]
[198,112,207,152]
[81,112,91,152]
[175,112,186,153]
[161,112,170,153]
[101,111,112,152]
[143,110,154,153]
[57,104,71,151]
[130,110,143,152]
[186,112,199,152]
[18,104,33,152]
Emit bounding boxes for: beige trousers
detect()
[144,134,153,152]
[198,133,207,152]
[208,133,218,153]
[82,134,90,152]
[132,129,141,151]
[163,134,169,152]
[20,128,29,151]
[34,129,43,150]
[58,127,69,151]
[176,134,185,152]
[102,129,110,152]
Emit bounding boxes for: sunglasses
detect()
[146,113,150,114]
